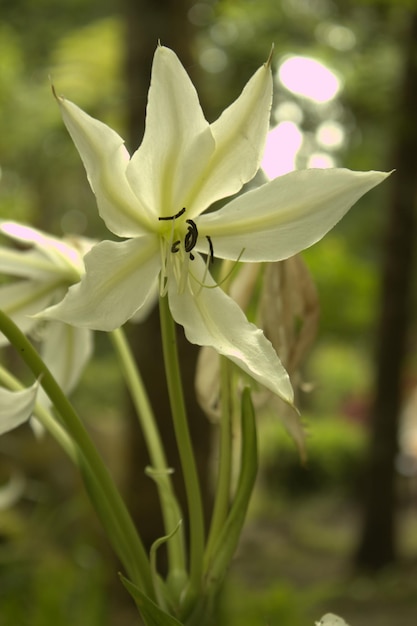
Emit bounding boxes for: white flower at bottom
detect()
[316,614,350,626]
[42,45,390,407]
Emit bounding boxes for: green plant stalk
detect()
[203,357,233,567]
[158,296,205,601]
[204,387,258,596]
[110,328,186,574]
[184,388,258,626]
[0,309,154,598]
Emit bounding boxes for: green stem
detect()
[110,328,185,573]
[203,357,233,567]
[186,390,258,626]
[0,310,154,598]
[158,296,205,597]
[203,387,258,598]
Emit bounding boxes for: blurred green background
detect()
[1,0,417,625]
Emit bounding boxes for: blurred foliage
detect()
[303,237,379,339]
[260,413,367,497]
[305,342,371,415]
[0,541,107,626]
[216,580,305,626]
[0,442,108,626]
[0,4,123,236]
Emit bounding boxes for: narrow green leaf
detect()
[120,574,184,626]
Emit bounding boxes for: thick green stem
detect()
[204,387,258,596]
[158,296,205,599]
[203,357,233,567]
[110,328,185,573]
[0,310,154,598]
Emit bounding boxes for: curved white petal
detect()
[0,247,57,280]
[186,56,273,219]
[57,97,153,237]
[0,280,57,346]
[126,46,215,219]
[0,221,91,280]
[1,220,62,248]
[1,221,75,265]
[197,169,390,261]
[129,280,158,323]
[41,321,93,394]
[42,237,161,331]
[168,255,294,405]
[0,382,38,435]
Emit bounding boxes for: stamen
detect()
[190,248,246,293]
[184,219,198,253]
[159,239,169,296]
[179,253,191,293]
[206,236,214,264]
[215,248,246,287]
[158,207,186,221]
[171,240,181,253]
[199,249,211,293]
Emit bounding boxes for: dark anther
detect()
[206,236,214,264]
[171,240,181,253]
[158,207,186,221]
[184,219,198,253]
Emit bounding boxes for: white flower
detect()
[0,221,94,396]
[43,45,389,406]
[316,614,350,626]
[0,381,38,435]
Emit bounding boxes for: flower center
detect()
[158,207,199,260]
[158,208,214,296]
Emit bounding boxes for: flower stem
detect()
[204,387,258,596]
[158,296,205,598]
[203,357,233,567]
[0,309,154,598]
[110,328,186,573]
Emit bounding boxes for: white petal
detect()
[0,281,56,346]
[35,321,93,409]
[129,280,158,323]
[0,220,59,247]
[126,46,215,219]
[0,382,38,435]
[197,169,391,261]
[42,237,161,331]
[57,97,154,237]
[1,220,71,260]
[168,256,294,405]
[187,56,273,219]
[41,321,93,394]
[0,221,90,279]
[0,246,57,280]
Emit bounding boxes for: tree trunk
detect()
[124,0,197,150]
[354,11,417,570]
